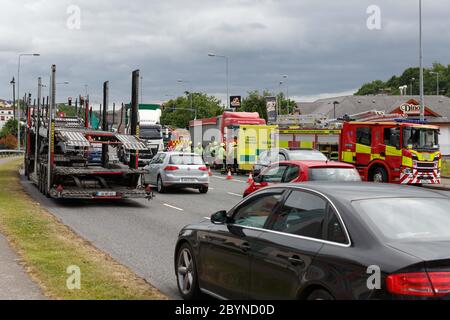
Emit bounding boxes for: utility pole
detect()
[10,78,15,120]
[419,0,425,121]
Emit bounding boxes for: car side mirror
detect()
[211,210,228,224]
[253,175,262,183]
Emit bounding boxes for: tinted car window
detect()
[354,198,450,241]
[271,191,326,239]
[326,208,348,244]
[283,165,300,182]
[309,168,361,182]
[261,165,288,183]
[233,193,283,228]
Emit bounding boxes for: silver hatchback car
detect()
[143,152,209,193]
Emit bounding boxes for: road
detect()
[21,170,250,298]
[19,165,450,299]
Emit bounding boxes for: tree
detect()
[57,104,77,117]
[0,119,19,138]
[355,63,450,97]
[0,135,17,149]
[239,90,296,121]
[161,93,223,128]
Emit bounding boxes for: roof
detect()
[296,95,450,122]
[275,182,447,201]
[278,160,355,168]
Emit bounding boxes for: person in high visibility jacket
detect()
[174,141,183,152]
[182,141,192,153]
[216,143,226,169]
[194,143,203,156]
[227,140,238,173]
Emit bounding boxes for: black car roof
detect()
[270,182,448,201]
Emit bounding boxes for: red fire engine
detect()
[277,112,442,185]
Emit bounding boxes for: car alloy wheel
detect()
[177,248,194,296]
[157,176,165,193]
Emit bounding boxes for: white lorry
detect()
[120,104,164,166]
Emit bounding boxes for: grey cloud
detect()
[0,0,449,105]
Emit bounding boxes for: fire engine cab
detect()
[340,120,441,184]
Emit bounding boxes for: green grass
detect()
[0,159,166,300]
[443,159,450,177]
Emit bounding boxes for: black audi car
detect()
[174,182,450,300]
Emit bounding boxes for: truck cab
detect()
[339,121,441,184]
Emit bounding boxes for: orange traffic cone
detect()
[247,172,254,184]
[208,167,213,177]
[226,169,233,180]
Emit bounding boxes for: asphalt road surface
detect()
[21,170,250,298]
[19,166,450,299]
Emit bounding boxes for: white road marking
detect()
[212,175,226,180]
[227,192,242,197]
[163,203,184,211]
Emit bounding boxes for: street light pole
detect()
[17,53,40,152]
[10,78,15,120]
[208,53,229,108]
[278,81,283,116]
[419,0,425,121]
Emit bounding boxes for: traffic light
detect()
[68,97,72,106]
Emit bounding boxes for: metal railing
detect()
[0,150,25,158]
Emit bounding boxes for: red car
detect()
[243,160,361,197]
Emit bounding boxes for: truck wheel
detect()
[157,176,166,193]
[372,167,388,183]
[199,186,208,194]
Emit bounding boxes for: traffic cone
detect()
[247,172,254,184]
[208,167,213,177]
[226,169,233,180]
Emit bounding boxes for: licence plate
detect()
[181,178,196,182]
[96,191,117,197]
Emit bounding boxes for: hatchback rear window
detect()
[169,154,204,165]
[288,150,327,161]
[309,168,361,182]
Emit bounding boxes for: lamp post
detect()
[282,75,289,114]
[333,101,340,119]
[17,53,40,151]
[278,81,283,116]
[10,78,15,120]
[208,52,229,108]
[419,0,425,121]
[430,72,440,96]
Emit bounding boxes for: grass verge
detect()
[0,159,167,300]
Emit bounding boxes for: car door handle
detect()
[288,255,305,266]
[239,242,251,252]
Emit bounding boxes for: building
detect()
[296,95,450,156]
[0,108,14,130]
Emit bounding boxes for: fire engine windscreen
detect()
[140,126,162,139]
[309,168,361,182]
[403,127,439,151]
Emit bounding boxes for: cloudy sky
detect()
[1,0,449,106]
